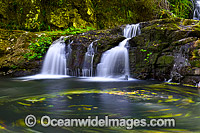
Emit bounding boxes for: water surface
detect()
[0,77,199,132]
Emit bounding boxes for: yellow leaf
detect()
[67,96,72,99]
[35,42,40,46]
[0,125,5,129]
[17,102,31,106]
[182,99,194,103]
[148,113,182,118]
[159,109,171,111]
[83,107,91,110]
[168,95,173,99]
[39,98,46,101]
[185,113,191,117]
[165,99,179,102]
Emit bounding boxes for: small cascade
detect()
[97,38,130,78]
[41,36,67,75]
[123,23,141,38]
[97,24,141,78]
[193,0,200,20]
[82,41,96,77]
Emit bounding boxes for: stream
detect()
[0,77,199,132]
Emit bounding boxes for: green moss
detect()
[191,49,200,60]
[172,37,198,46]
[157,55,174,66]
[144,23,180,32]
[0,0,162,31]
[190,60,200,67]
[182,19,196,26]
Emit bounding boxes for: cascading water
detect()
[193,0,200,20]
[41,36,68,75]
[82,41,96,77]
[97,24,141,78]
[123,23,141,38]
[97,38,130,78]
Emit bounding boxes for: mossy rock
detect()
[157,55,174,66]
[182,19,199,26]
[190,60,200,67]
[172,37,198,46]
[130,18,200,83]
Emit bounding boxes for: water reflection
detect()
[43,79,69,117]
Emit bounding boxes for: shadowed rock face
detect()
[65,28,126,76]
[129,18,200,85]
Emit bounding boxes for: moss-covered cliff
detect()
[0,0,161,31]
[129,18,200,85]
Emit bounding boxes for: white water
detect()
[20,24,140,80]
[78,77,137,82]
[193,0,200,20]
[96,24,140,79]
[41,36,67,75]
[82,41,96,77]
[123,23,141,38]
[17,74,69,81]
[97,38,130,78]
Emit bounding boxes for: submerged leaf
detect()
[17,102,31,106]
[159,109,171,111]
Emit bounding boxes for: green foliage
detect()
[10,65,18,69]
[63,26,95,35]
[24,26,95,60]
[24,35,52,60]
[159,9,176,19]
[140,49,153,63]
[168,0,192,18]
[140,49,147,52]
[190,60,200,67]
[0,0,161,31]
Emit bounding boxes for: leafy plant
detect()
[24,35,52,60]
[24,26,95,60]
[10,65,18,69]
[140,49,153,63]
[168,0,193,18]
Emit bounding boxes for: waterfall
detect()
[193,0,200,20]
[123,23,141,38]
[97,38,130,78]
[41,36,68,75]
[82,41,95,77]
[97,24,140,78]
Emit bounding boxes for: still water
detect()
[0,77,199,132]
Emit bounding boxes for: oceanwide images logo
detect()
[25,115,176,129]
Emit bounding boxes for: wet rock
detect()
[129,18,200,84]
[65,28,125,76]
[0,17,200,86]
